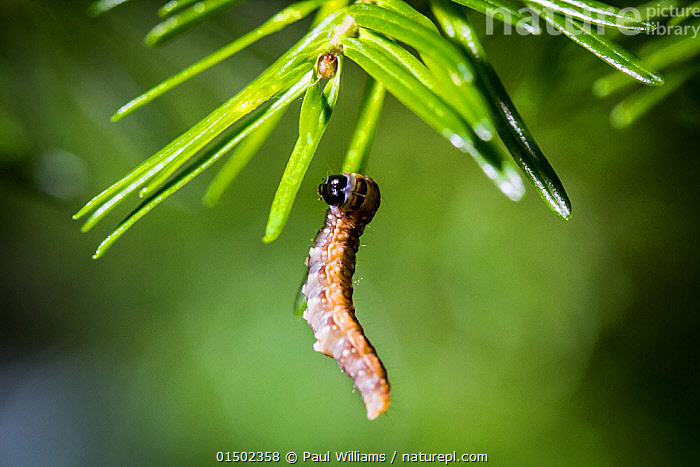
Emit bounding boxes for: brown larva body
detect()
[302,173,389,420]
[316,52,338,79]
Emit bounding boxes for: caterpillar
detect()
[302,173,390,420]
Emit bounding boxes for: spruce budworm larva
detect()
[302,173,390,420]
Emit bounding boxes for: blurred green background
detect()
[1,1,698,465]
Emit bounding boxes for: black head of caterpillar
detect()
[319,173,380,223]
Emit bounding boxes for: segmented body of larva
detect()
[302,173,389,420]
